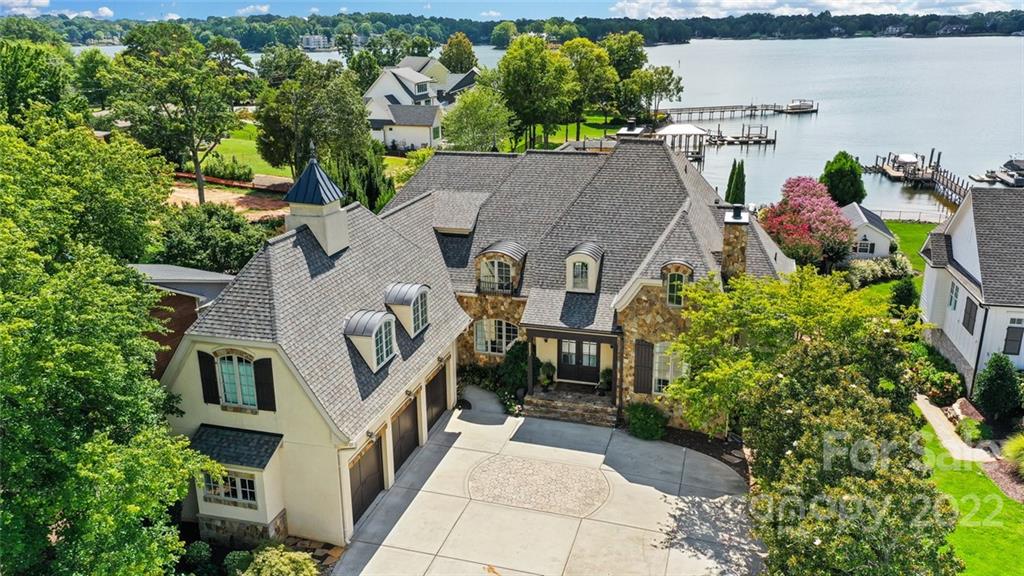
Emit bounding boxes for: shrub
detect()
[761,176,855,268]
[888,276,919,314]
[224,550,254,575]
[972,353,1022,421]
[626,403,667,440]
[901,357,963,406]
[182,541,213,575]
[156,202,269,274]
[185,152,255,182]
[955,417,991,444]
[844,254,913,289]
[1003,433,1024,476]
[243,545,317,576]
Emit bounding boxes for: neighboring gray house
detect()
[841,203,896,258]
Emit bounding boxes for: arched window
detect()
[666,272,688,306]
[412,291,429,334]
[217,354,257,408]
[480,259,512,292]
[572,261,589,290]
[474,319,519,354]
[374,320,396,367]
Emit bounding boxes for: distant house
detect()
[368,101,442,150]
[299,34,332,50]
[841,203,895,259]
[882,25,907,36]
[919,187,1024,393]
[364,66,438,107]
[937,24,968,36]
[395,56,479,105]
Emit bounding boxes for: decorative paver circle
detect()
[468,455,610,517]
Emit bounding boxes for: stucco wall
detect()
[850,225,894,259]
[455,293,526,366]
[379,124,438,150]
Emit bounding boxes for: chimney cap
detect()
[724,204,750,225]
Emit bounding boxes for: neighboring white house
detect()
[919,187,1024,393]
[369,103,442,150]
[841,203,896,258]
[395,56,479,106]
[299,34,332,50]
[364,67,438,107]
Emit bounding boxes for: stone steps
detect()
[522,394,617,428]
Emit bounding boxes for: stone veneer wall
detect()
[455,293,527,366]
[199,508,287,547]
[721,223,748,285]
[473,252,523,291]
[618,283,694,429]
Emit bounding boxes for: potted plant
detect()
[540,361,556,392]
[598,368,613,397]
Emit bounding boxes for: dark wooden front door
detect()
[391,399,418,474]
[349,439,384,524]
[557,338,600,383]
[426,365,447,432]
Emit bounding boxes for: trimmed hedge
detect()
[625,402,668,440]
[844,253,913,289]
[955,417,991,444]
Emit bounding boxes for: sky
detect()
[0,0,1015,21]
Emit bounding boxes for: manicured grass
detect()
[211,124,293,178]
[853,221,934,309]
[383,155,410,177]
[502,115,623,152]
[918,417,1024,575]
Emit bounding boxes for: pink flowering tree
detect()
[762,177,854,269]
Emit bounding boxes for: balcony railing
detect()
[477,279,515,295]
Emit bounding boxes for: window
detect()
[416,82,427,93]
[474,319,519,354]
[432,126,440,140]
[666,272,687,306]
[412,292,429,334]
[218,355,256,408]
[856,242,875,254]
[582,341,598,367]
[572,261,589,290]
[962,298,977,335]
[653,342,687,394]
[374,320,396,367]
[561,340,576,365]
[948,283,960,310]
[1005,319,1024,355]
[480,259,512,292]
[203,472,257,504]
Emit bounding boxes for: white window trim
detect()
[948,283,960,310]
[203,471,257,506]
[481,259,512,284]
[374,320,397,368]
[215,353,257,409]
[653,342,687,395]
[856,241,873,254]
[581,341,598,368]
[474,319,519,355]
[412,292,429,335]
[665,272,688,307]
[572,261,589,290]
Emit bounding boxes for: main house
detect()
[161,139,793,549]
[919,187,1024,392]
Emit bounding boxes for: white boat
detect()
[784,99,816,113]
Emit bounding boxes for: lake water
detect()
[75,37,1023,215]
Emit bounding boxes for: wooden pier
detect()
[665,100,818,122]
[867,149,972,206]
[707,124,777,146]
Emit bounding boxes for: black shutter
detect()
[254,358,276,412]
[198,351,220,404]
[869,243,876,254]
[634,340,654,394]
[1004,327,1024,355]
[962,299,977,335]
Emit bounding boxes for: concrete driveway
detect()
[334,388,762,576]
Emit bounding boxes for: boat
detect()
[784,99,817,113]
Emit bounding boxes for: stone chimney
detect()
[722,204,749,285]
[283,154,350,256]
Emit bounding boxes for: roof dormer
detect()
[384,283,430,337]
[343,310,397,373]
[566,242,603,293]
[476,240,526,295]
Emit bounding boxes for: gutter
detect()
[970,305,990,396]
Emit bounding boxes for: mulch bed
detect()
[662,427,750,482]
[984,459,1024,503]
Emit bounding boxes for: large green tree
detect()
[559,38,618,140]
[74,47,111,108]
[256,43,310,88]
[626,65,683,122]
[490,21,518,48]
[442,85,512,151]
[497,35,579,149]
[156,203,268,274]
[0,39,85,125]
[439,31,478,74]
[348,49,382,93]
[110,23,252,203]
[820,150,867,205]
[599,31,647,81]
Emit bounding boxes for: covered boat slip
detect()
[524,327,619,400]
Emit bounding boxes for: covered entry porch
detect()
[524,327,621,410]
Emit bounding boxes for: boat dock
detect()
[665,99,818,121]
[707,124,777,146]
[866,150,972,206]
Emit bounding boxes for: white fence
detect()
[864,208,950,223]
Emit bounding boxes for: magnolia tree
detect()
[761,177,854,270]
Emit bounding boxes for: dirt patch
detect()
[662,427,750,482]
[984,459,1024,503]
[170,185,289,222]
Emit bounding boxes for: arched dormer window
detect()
[572,261,589,289]
[374,319,396,367]
[566,242,603,293]
[344,310,398,372]
[481,259,512,292]
[214,350,257,408]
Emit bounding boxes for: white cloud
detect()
[309,6,319,13]
[236,3,270,16]
[480,9,501,17]
[609,0,1014,17]
[97,5,112,16]
[0,0,49,17]
[49,5,113,18]
[339,6,348,13]
[163,12,180,20]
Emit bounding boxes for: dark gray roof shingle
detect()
[969,187,1024,306]
[387,104,439,127]
[284,158,345,205]
[191,424,283,469]
[841,203,894,238]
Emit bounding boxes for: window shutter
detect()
[962,299,977,335]
[869,243,876,254]
[198,351,220,404]
[1004,327,1024,355]
[254,358,276,412]
[634,340,654,394]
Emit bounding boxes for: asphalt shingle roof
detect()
[387,104,439,127]
[191,424,283,469]
[841,203,894,238]
[130,264,234,283]
[969,187,1024,306]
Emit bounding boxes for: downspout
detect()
[616,331,625,424]
[970,305,990,396]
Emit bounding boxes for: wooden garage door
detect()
[426,365,447,432]
[349,439,384,524]
[391,399,418,474]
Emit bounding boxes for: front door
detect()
[557,338,600,383]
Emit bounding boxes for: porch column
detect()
[527,335,535,395]
[610,340,618,407]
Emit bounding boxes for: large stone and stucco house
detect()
[161,139,793,549]
[919,187,1024,392]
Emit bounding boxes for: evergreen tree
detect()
[726,158,737,200]
[820,150,866,205]
[725,159,745,204]
[972,353,1022,421]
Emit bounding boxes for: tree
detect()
[888,276,918,314]
[405,34,434,57]
[439,32,478,73]
[726,159,737,200]
[110,23,252,204]
[497,35,578,149]
[599,31,647,81]
[820,150,867,205]
[559,38,618,140]
[74,47,111,108]
[443,85,512,151]
[156,203,268,274]
[256,43,310,88]
[972,353,1022,421]
[348,49,381,93]
[242,545,317,576]
[364,29,409,66]
[627,65,683,122]
[0,39,85,125]
[490,21,518,48]
[726,159,746,204]
[761,176,854,269]
[0,16,65,44]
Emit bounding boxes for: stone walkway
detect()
[915,394,994,462]
[334,387,763,576]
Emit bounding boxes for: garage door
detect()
[391,399,418,474]
[349,439,384,524]
[426,365,447,432]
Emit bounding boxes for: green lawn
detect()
[918,417,1024,574]
[212,124,293,178]
[383,155,410,177]
[502,115,623,152]
[854,221,935,308]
